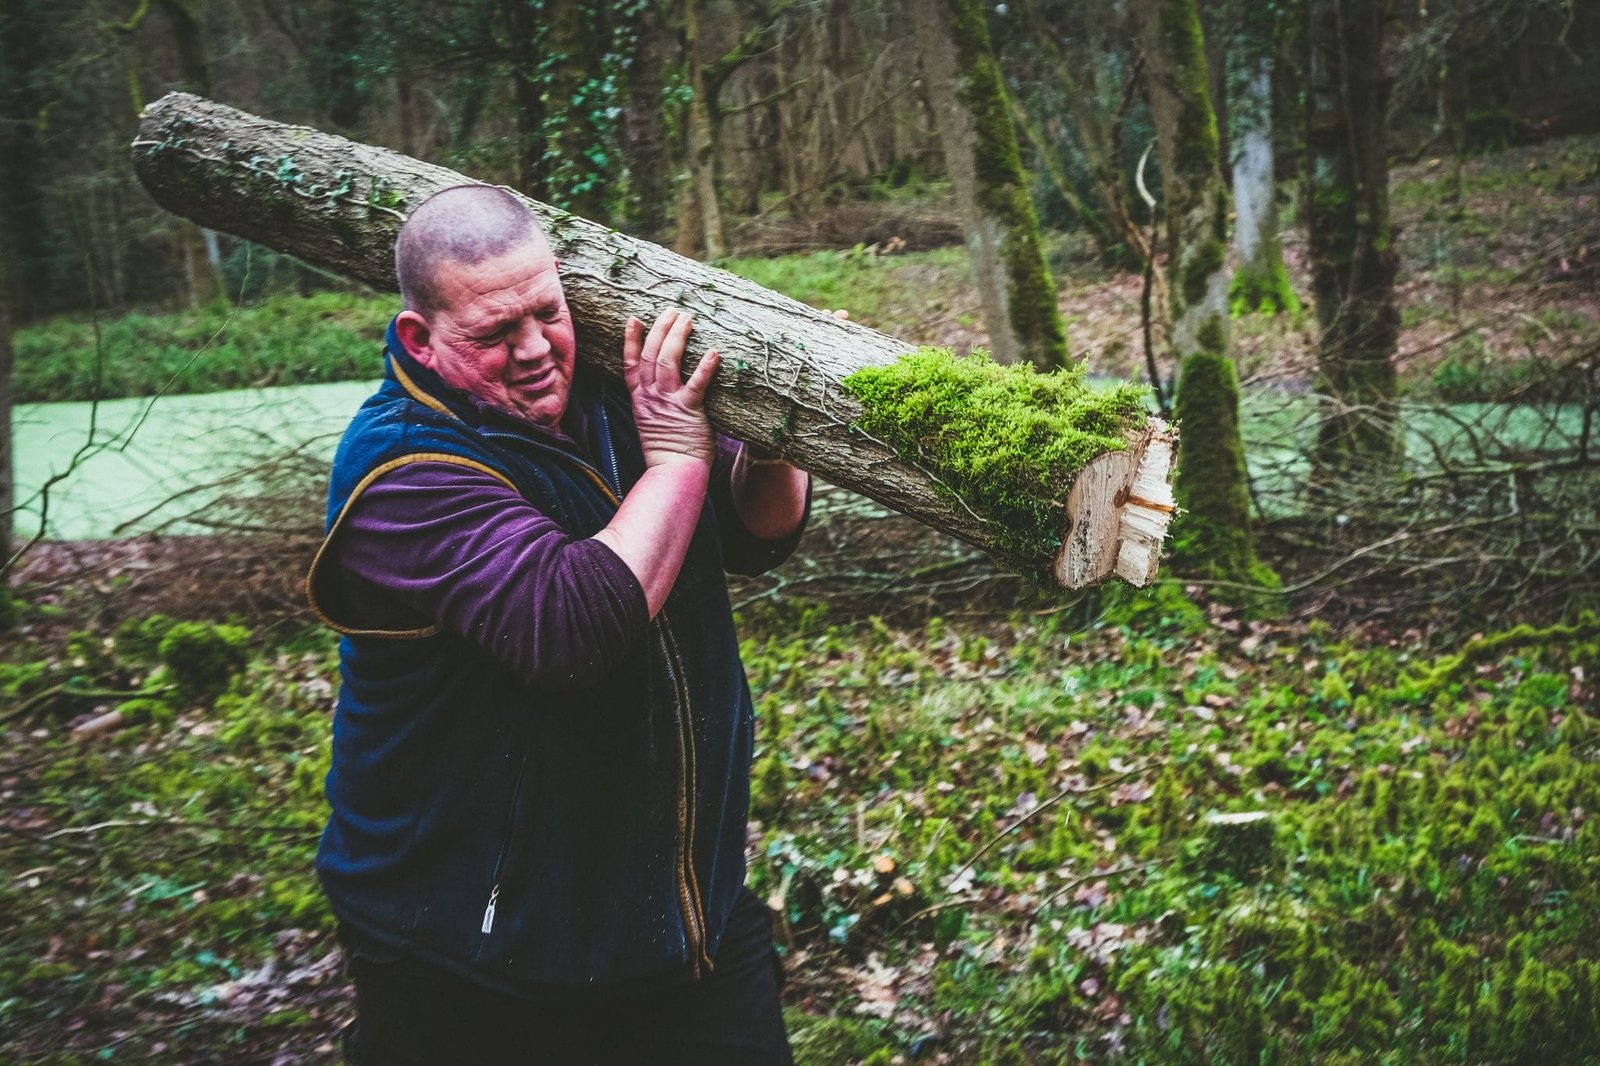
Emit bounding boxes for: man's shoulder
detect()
[331,383,501,496]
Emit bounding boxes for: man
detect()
[306,184,809,1064]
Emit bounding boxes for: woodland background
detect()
[2,0,1600,1062]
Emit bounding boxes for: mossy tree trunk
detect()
[1137,0,1265,584]
[131,93,1176,589]
[1228,40,1298,317]
[914,0,1069,371]
[681,0,729,259]
[1305,0,1401,473]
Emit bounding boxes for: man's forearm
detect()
[730,445,810,542]
[591,461,711,618]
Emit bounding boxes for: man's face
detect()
[398,240,577,429]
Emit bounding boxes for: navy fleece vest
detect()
[308,332,754,992]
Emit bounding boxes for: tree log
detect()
[130,92,1174,589]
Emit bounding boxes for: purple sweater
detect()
[331,438,802,687]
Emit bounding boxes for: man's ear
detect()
[394,310,434,365]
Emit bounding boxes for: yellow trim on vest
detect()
[391,357,455,418]
[305,453,519,639]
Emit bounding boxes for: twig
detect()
[1039,860,1163,909]
[950,762,1164,886]
[42,817,317,840]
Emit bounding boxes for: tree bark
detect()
[914,0,1069,371]
[1137,0,1266,586]
[682,0,729,259]
[1305,0,1401,473]
[545,0,611,221]
[131,93,1175,589]
[0,3,57,321]
[504,0,550,203]
[621,2,670,241]
[154,0,224,307]
[1228,57,1297,316]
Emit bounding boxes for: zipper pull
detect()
[480,884,500,935]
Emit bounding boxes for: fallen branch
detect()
[131,93,1175,588]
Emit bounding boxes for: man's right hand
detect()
[623,310,720,469]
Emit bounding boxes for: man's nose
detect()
[507,319,549,362]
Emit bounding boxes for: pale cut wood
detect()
[131,92,1175,588]
[1055,418,1176,589]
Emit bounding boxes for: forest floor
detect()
[4,134,1598,1064]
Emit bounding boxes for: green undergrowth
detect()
[722,245,969,331]
[3,595,1598,1062]
[15,291,391,403]
[841,348,1150,572]
[748,602,1600,1063]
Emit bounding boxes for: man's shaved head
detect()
[396,185,547,314]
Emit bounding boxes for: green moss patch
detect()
[841,347,1149,571]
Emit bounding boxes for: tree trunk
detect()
[621,2,670,240]
[1305,0,1401,473]
[1137,0,1266,586]
[914,0,1069,371]
[683,0,728,259]
[545,0,611,221]
[0,4,57,320]
[1229,57,1297,316]
[155,0,224,307]
[131,93,1175,589]
[1019,0,1148,273]
[504,0,550,202]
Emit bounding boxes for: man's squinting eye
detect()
[537,308,562,323]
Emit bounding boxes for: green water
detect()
[14,383,1589,541]
[14,381,378,541]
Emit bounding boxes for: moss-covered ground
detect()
[3,594,1596,1063]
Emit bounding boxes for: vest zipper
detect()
[594,403,624,496]
[482,412,710,975]
[480,752,530,937]
[656,616,713,977]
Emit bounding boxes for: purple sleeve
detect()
[333,462,649,690]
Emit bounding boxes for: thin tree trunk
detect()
[505,0,550,202]
[1020,0,1148,272]
[131,93,1175,589]
[683,0,728,259]
[1229,57,1297,315]
[1,6,62,319]
[915,0,1069,370]
[1305,0,1400,472]
[545,0,610,220]
[155,0,224,306]
[1138,0,1265,586]
[622,2,670,240]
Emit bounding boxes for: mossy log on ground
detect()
[131,93,1175,588]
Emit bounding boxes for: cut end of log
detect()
[1055,418,1179,590]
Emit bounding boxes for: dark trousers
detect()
[340,889,793,1066]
